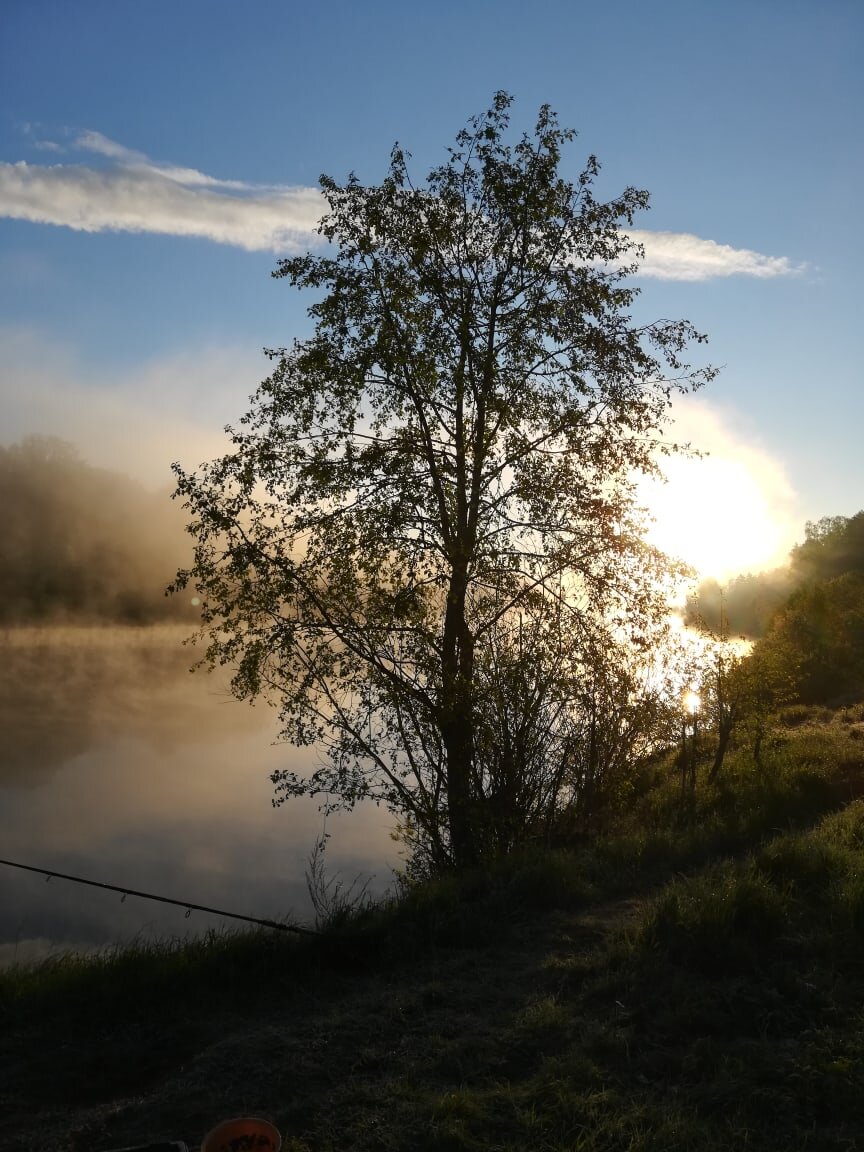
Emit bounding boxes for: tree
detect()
[455,594,685,860]
[683,613,797,783]
[791,513,864,585]
[171,94,714,871]
[760,573,864,706]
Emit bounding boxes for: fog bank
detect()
[0,436,197,624]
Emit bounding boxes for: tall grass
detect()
[5,713,864,1150]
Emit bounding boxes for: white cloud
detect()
[20,121,65,154]
[72,131,268,192]
[0,131,324,252]
[0,131,801,279]
[73,130,140,163]
[31,139,63,154]
[627,229,801,281]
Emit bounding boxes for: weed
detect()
[305,831,375,930]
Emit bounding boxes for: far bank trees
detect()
[172,95,714,872]
[0,436,194,625]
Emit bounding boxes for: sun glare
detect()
[683,689,701,716]
[640,450,795,583]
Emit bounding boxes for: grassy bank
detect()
[4,711,864,1151]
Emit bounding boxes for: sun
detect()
[639,450,796,583]
[683,689,702,716]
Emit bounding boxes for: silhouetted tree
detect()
[791,513,864,585]
[172,94,714,871]
[761,573,864,705]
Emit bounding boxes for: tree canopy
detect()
[172,94,715,871]
[791,513,864,585]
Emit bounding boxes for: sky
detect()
[1,0,861,582]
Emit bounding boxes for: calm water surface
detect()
[0,626,396,965]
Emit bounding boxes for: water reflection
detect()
[0,626,396,965]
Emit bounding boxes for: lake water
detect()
[0,626,397,966]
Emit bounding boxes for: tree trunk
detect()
[708,720,733,784]
[442,711,477,869]
[441,564,478,870]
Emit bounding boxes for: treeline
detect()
[690,511,864,710]
[0,436,196,624]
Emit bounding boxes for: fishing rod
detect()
[0,857,318,935]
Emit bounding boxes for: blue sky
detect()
[1,0,861,579]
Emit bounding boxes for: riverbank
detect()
[4,712,864,1151]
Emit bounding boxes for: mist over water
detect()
[0,625,397,966]
[0,435,198,626]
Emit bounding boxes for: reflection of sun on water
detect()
[640,452,796,583]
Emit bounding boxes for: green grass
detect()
[4,711,864,1151]
[591,801,864,1148]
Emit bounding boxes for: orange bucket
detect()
[201,1116,282,1152]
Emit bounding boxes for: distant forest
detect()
[689,511,864,706]
[0,436,196,624]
